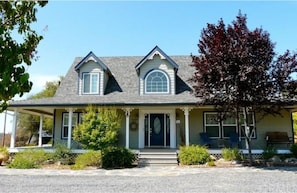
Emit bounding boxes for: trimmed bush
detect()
[179,145,210,165]
[222,148,242,161]
[262,146,277,160]
[72,150,101,170]
[8,149,49,169]
[101,147,136,169]
[290,143,297,158]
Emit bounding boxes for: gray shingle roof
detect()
[9,55,201,107]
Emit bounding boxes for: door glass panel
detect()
[153,117,161,134]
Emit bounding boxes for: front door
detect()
[150,114,164,146]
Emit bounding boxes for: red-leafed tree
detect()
[190,12,297,165]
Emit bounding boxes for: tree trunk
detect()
[243,107,253,166]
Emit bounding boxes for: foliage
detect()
[290,143,297,158]
[0,146,9,165]
[178,145,210,165]
[17,78,62,145]
[73,106,122,150]
[262,146,277,160]
[222,148,242,161]
[52,143,74,164]
[0,1,48,112]
[207,160,216,167]
[71,150,101,170]
[101,147,135,169]
[293,113,297,139]
[190,11,297,165]
[8,149,49,169]
[0,146,9,155]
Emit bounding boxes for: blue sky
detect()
[1,1,297,133]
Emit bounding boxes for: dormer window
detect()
[145,70,169,94]
[83,72,99,94]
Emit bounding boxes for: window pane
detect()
[206,126,220,138]
[91,74,98,93]
[223,126,237,137]
[146,71,168,93]
[223,117,236,124]
[206,114,219,124]
[63,127,68,138]
[83,74,90,93]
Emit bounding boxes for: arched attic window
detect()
[145,70,169,94]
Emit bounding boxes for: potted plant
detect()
[0,146,9,166]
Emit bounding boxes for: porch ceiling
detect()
[7,106,54,118]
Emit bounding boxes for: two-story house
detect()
[8,46,295,154]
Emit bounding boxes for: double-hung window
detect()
[83,73,99,94]
[204,112,256,139]
[62,113,82,139]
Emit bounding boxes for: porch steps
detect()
[138,149,178,167]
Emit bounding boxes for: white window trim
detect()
[62,112,80,139]
[82,72,100,95]
[203,112,256,139]
[144,69,170,94]
[204,112,221,138]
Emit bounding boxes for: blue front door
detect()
[150,114,164,146]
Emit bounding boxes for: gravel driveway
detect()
[0,166,297,193]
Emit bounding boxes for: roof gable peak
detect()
[75,51,110,72]
[135,46,179,72]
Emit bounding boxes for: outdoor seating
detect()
[199,132,214,148]
[229,132,241,148]
[265,131,293,148]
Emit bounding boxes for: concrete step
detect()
[138,149,178,167]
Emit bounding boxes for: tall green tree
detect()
[0,1,47,112]
[73,106,122,150]
[18,78,62,144]
[190,12,297,165]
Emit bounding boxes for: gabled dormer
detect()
[135,46,179,95]
[75,51,110,96]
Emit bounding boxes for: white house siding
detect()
[139,55,175,95]
[78,61,104,95]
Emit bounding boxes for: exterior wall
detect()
[186,108,293,149]
[254,110,293,149]
[139,55,175,95]
[129,109,139,149]
[78,61,105,95]
[52,107,293,150]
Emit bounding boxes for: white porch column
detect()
[182,107,192,146]
[10,109,18,149]
[38,114,44,147]
[123,108,132,149]
[67,108,73,149]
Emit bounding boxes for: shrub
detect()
[8,149,49,169]
[52,143,75,164]
[207,160,216,167]
[101,147,136,169]
[0,146,9,165]
[72,150,101,170]
[73,107,122,150]
[178,145,210,165]
[290,143,297,158]
[262,146,277,160]
[222,148,242,161]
